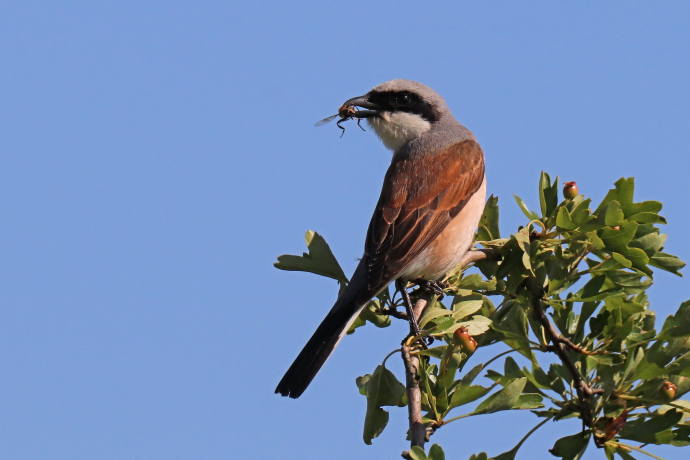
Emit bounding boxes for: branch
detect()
[412,290,434,321]
[401,345,426,452]
[531,292,603,425]
[401,290,435,458]
[459,248,499,267]
[401,247,494,457]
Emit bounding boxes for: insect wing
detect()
[314,114,339,127]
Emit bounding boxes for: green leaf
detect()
[629,232,667,256]
[619,409,683,444]
[617,246,651,275]
[456,274,498,291]
[513,228,532,272]
[614,447,638,460]
[448,384,493,411]
[356,374,371,396]
[512,393,544,409]
[594,177,664,221]
[359,302,392,328]
[274,230,348,284]
[428,443,445,460]
[649,252,686,276]
[622,347,645,383]
[479,195,501,240]
[552,288,623,303]
[604,201,626,227]
[586,231,606,249]
[362,364,406,445]
[446,315,493,337]
[660,300,690,339]
[419,300,452,328]
[422,317,456,338]
[628,212,666,224]
[461,363,485,386]
[452,300,484,321]
[347,315,366,335]
[514,194,540,221]
[492,302,534,360]
[599,221,638,250]
[362,404,388,446]
[570,198,592,225]
[408,446,428,460]
[549,432,591,460]
[469,454,488,460]
[538,171,559,219]
[472,378,526,415]
[611,253,633,268]
[556,207,577,231]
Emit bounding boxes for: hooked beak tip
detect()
[342,95,381,118]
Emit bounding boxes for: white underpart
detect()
[367,111,432,153]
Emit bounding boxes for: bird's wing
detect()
[364,139,485,289]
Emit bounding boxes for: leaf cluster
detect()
[275,174,690,460]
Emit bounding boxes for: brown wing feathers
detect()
[364,140,485,290]
[275,139,484,398]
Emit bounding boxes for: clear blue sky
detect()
[1,2,689,459]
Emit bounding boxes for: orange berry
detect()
[661,382,677,400]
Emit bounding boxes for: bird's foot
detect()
[412,278,449,300]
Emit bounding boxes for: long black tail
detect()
[275,260,372,399]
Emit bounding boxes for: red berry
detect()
[563,181,579,200]
[452,326,477,354]
[603,409,628,442]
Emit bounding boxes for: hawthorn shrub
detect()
[276,173,689,460]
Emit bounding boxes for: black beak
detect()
[341,95,382,119]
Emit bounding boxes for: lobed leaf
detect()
[274,230,348,284]
[360,365,406,444]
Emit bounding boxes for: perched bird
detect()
[276,79,486,398]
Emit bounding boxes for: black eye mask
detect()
[366,90,440,123]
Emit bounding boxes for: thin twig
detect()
[382,307,409,321]
[607,441,667,460]
[568,249,589,276]
[616,395,690,414]
[382,349,402,368]
[552,336,609,356]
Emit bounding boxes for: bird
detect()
[275,79,486,399]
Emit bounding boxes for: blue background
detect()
[1,2,688,459]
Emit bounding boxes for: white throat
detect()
[367,112,432,153]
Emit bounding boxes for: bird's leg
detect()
[396,279,428,349]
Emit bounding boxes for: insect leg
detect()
[336,118,346,137]
[356,118,366,131]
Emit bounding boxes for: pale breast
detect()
[399,176,487,280]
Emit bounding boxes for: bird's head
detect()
[341,79,453,152]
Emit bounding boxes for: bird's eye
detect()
[394,93,410,106]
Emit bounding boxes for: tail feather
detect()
[275,260,372,399]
